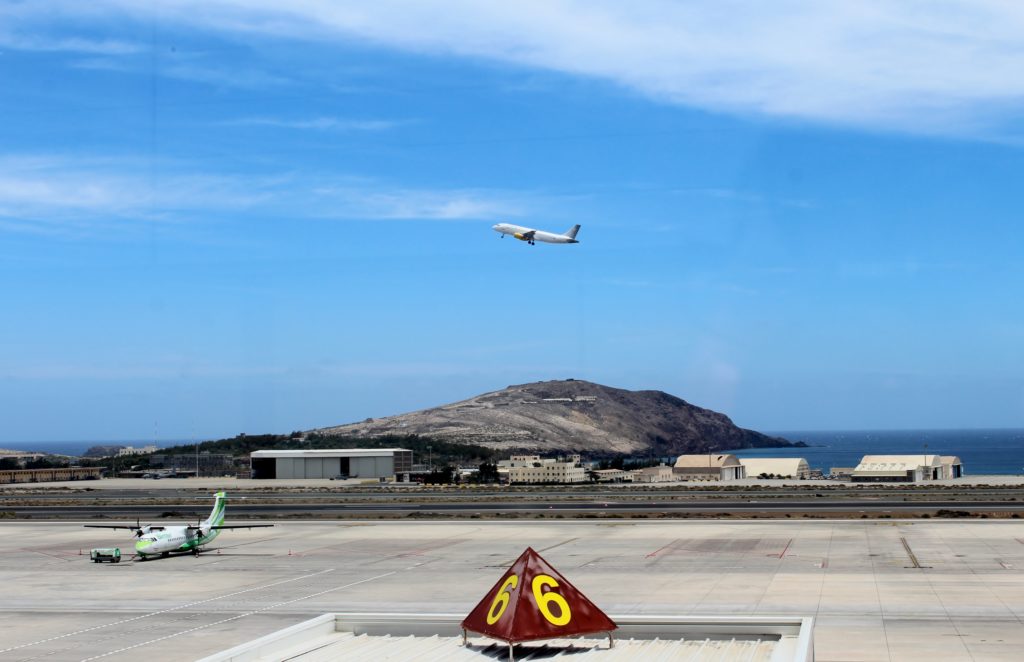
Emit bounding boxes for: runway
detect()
[3,519,1024,661]
[9,498,1024,518]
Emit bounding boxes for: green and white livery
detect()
[85,491,273,559]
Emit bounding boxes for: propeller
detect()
[133,517,155,538]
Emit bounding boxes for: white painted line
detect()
[78,570,398,661]
[0,569,336,654]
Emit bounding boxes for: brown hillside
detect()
[313,379,794,455]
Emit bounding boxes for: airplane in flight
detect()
[492,223,580,245]
[84,491,273,559]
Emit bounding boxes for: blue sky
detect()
[2,2,1024,441]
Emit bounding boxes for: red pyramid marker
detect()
[462,547,617,645]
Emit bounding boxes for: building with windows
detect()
[672,454,745,481]
[851,455,964,482]
[249,449,413,480]
[149,453,235,476]
[116,445,158,457]
[498,454,587,484]
[591,468,633,483]
[632,464,675,483]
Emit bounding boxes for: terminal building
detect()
[249,449,413,480]
[673,454,745,481]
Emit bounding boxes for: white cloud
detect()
[0,154,536,235]
[17,0,1024,136]
[313,185,529,220]
[0,31,141,55]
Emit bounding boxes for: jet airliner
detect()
[84,491,272,559]
[493,223,580,245]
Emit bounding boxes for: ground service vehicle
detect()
[90,548,121,563]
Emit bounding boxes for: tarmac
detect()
[4,474,1024,490]
[2,519,1024,661]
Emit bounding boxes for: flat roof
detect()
[250,448,409,459]
[198,613,814,662]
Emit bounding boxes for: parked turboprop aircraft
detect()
[84,491,272,559]
[492,223,580,245]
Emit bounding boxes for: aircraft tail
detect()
[564,224,581,240]
[204,491,227,527]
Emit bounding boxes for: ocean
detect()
[729,429,1024,475]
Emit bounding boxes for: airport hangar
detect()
[249,448,413,479]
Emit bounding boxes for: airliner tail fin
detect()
[205,491,227,526]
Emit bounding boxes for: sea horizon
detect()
[733,428,1024,475]
[2,427,1023,475]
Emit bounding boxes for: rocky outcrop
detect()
[313,379,793,455]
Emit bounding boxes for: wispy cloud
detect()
[0,31,142,55]
[675,187,816,209]
[0,154,538,236]
[310,184,529,220]
[17,1,1024,137]
[225,116,408,132]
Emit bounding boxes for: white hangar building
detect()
[851,454,964,483]
[673,454,745,481]
[739,457,812,479]
[250,449,413,480]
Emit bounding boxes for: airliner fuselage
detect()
[493,223,580,245]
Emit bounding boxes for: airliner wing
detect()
[188,525,275,530]
[83,525,166,530]
[522,230,536,240]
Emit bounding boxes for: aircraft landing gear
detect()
[162,552,170,558]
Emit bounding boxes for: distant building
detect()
[150,453,235,476]
[0,466,102,484]
[673,454,745,481]
[249,449,413,480]
[632,464,675,483]
[116,445,158,457]
[939,456,964,478]
[499,454,587,484]
[591,468,633,483]
[851,455,964,483]
[739,458,812,479]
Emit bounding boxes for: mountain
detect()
[313,380,796,455]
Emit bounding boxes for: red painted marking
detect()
[645,540,679,558]
[776,538,793,559]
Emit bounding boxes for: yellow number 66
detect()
[532,574,572,626]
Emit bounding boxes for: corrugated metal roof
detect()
[199,613,813,662]
[249,448,407,458]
